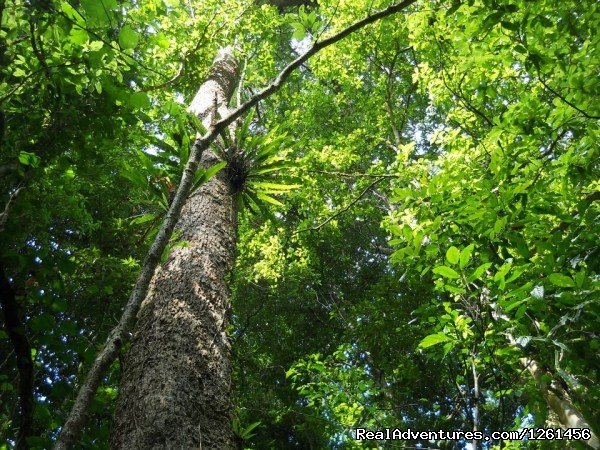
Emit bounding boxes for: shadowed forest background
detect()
[1,0,599,448]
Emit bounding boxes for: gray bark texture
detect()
[110,48,239,450]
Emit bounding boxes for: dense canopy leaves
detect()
[1,0,598,448]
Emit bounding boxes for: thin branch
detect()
[537,70,600,120]
[540,128,569,158]
[231,298,266,345]
[0,185,25,234]
[294,177,385,234]
[54,1,419,447]
[307,169,398,178]
[29,21,51,80]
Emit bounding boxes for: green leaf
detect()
[129,92,151,109]
[252,182,301,193]
[446,246,460,265]
[240,421,262,439]
[70,27,89,45]
[118,25,139,49]
[249,160,296,176]
[445,2,461,16]
[444,284,466,294]
[459,244,474,268]
[467,262,492,283]
[121,167,148,190]
[494,263,512,283]
[192,161,226,191]
[535,15,553,28]
[256,192,284,206]
[18,151,41,167]
[291,22,306,40]
[30,314,55,333]
[130,213,157,226]
[500,21,519,31]
[514,44,527,54]
[61,1,86,26]
[504,298,527,312]
[81,0,109,24]
[204,161,226,181]
[432,266,460,279]
[419,332,451,348]
[482,11,504,30]
[548,273,574,288]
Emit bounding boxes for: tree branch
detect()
[307,169,398,178]
[294,177,386,234]
[54,1,418,446]
[537,72,600,120]
[0,185,25,234]
[29,21,51,81]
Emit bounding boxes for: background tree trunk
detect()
[521,358,599,449]
[110,49,239,449]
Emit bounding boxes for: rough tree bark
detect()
[110,48,240,449]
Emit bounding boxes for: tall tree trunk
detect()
[110,48,240,449]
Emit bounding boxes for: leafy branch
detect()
[536,70,600,120]
[306,169,399,178]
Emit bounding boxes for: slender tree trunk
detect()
[110,48,240,449]
[520,357,599,449]
[470,357,479,450]
[507,334,599,448]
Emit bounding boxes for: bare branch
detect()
[0,185,25,234]
[294,177,386,234]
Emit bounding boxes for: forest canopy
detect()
[1,0,599,448]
